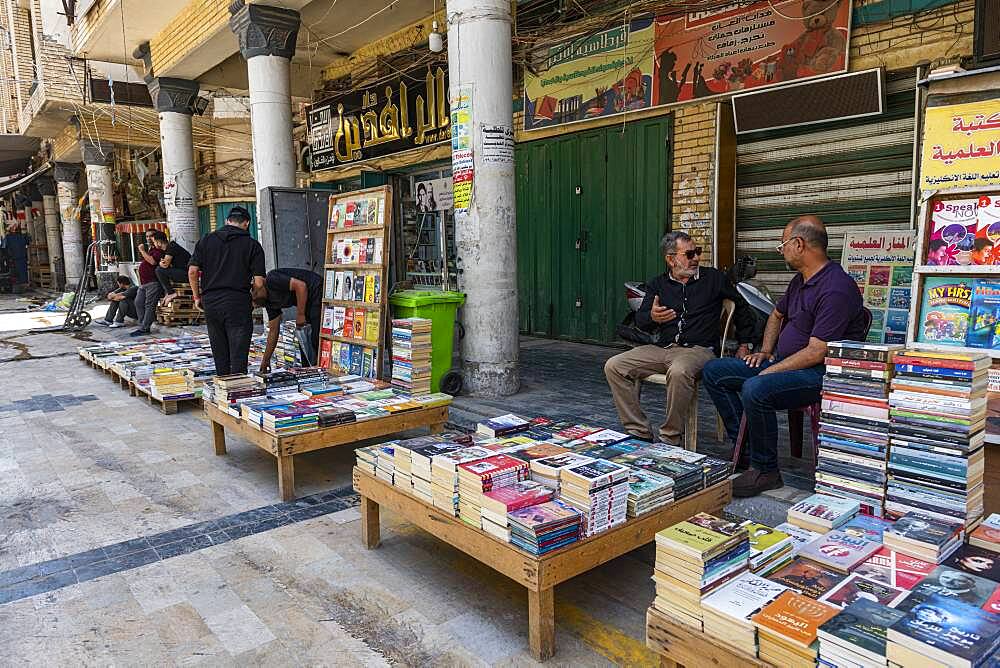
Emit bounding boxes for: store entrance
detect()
[516,115,673,344]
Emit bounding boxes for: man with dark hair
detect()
[150,231,192,305]
[972,237,994,266]
[252,268,324,372]
[131,229,164,336]
[98,275,138,328]
[1,222,29,286]
[703,215,867,497]
[605,231,755,444]
[189,206,265,375]
[927,239,950,265]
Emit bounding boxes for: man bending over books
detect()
[605,231,755,445]
[703,216,868,498]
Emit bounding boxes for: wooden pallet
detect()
[131,380,201,415]
[156,283,204,325]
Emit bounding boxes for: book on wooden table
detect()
[752,590,839,665]
[943,544,1000,582]
[579,428,629,446]
[827,341,904,363]
[887,594,1000,668]
[894,564,998,612]
[655,513,748,563]
[476,413,530,438]
[457,454,530,528]
[700,571,788,655]
[798,529,882,574]
[743,522,793,571]
[787,493,860,533]
[841,515,894,543]
[816,573,910,609]
[767,558,848,600]
[480,480,553,538]
[817,599,906,667]
[971,515,1000,553]
[528,453,595,490]
[853,547,938,590]
[883,512,964,563]
[625,468,674,517]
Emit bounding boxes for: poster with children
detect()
[926,196,1000,266]
[841,232,915,345]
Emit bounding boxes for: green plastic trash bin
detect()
[389,290,465,393]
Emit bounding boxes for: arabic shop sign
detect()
[921,97,1000,191]
[307,66,450,171]
[523,0,851,131]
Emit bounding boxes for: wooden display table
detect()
[205,401,448,501]
[353,468,732,661]
[646,605,773,668]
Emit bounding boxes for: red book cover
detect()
[483,481,553,511]
[343,307,355,339]
[359,237,367,264]
[318,339,332,368]
[983,585,1000,615]
[855,547,936,589]
[459,454,530,481]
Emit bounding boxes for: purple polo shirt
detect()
[775,261,865,359]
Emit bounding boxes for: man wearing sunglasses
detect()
[605,231,755,445]
[702,215,867,497]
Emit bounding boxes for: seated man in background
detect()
[605,231,754,445]
[98,275,138,328]
[151,230,192,306]
[252,268,324,372]
[702,215,867,498]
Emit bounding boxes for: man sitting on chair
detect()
[702,215,867,498]
[605,231,754,445]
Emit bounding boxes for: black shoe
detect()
[129,329,148,337]
[732,468,783,498]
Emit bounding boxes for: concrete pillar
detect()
[229,0,300,269]
[82,140,118,290]
[28,184,45,250]
[447,0,519,396]
[37,177,64,287]
[146,76,201,251]
[54,162,84,288]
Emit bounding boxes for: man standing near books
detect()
[131,229,164,337]
[703,215,867,497]
[188,206,266,375]
[604,231,755,445]
[252,268,323,372]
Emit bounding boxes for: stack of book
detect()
[374,442,395,484]
[476,414,531,438]
[430,447,494,516]
[390,318,432,395]
[817,341,901,516]
[480,481,552,541]
[529,452,594,491]
[744,523,794,575]
[886,595,1000,668]
[507,499,581,556]
[752,591,839,667]
[817,599,905,668]
[970,513,1000,553]
[797,529,882,574]
[887,349,989,527]
[275,320,304,368]
[882,511,964,563]
[700,571,789,656]
[652,514,749,629]
[149,370,193,400]
[408,440,468,504]
[257,369,299,394]
[261,404,318,435]
[625,468,674,517]
[317,405,355,428]
[213,374,265,414]
[612,446,704,499]
[558,459,630,537]
[355,444,379,475]
[457,454,530,528]
[786,493,860,534]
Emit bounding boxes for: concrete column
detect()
[146,76,201,251]
[28,185,45,251]
[230,0,300,269]
[37,177,64,287]
[54,162,83,287]
[82,140,118,288]
[447,0,519,396]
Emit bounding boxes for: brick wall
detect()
[850,0,974,71]
[670,103,717,266]
[0,4,17,134]
[149,0,230,76]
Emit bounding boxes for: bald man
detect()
[702,215,867,497]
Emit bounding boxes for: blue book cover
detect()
[895,364,974,380]
[967,280,1000,349]
[350,346,363,375]
[842,515,894,542]
[917,277,972,346]
[339,343,351,371]
[889,594,1000,664]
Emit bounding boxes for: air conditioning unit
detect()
[974,0,1000,68]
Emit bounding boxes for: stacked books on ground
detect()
[817,341,901,516]
[558,459,630,537]
[887,349,988,528]
[480,481,552,541]
[457,454,530,528]
[390,318,432,395]
[507,499,581,555]
[652,513,749,629]
[149,370,194,400]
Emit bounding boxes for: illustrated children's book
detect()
[966,279,1000,349]
[917,277,972,346]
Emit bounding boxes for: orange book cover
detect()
[971,523,1000,547]
[343,307,355,339]
[751,591,838,648]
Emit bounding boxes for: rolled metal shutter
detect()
[735,70,917,298]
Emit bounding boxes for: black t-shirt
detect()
[264,268,323,321]
[164,241,191,268]
[189,225,266,309]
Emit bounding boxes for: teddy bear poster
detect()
[652,0,851,105]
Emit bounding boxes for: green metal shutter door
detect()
[735,71,917,298]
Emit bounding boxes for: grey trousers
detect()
[134,281,162,331]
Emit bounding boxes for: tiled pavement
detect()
[0,292,806,665]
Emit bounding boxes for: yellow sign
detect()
[921,98,1000,191]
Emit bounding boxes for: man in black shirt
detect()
[604,231,754,445]
[151,231,192,306]
[188,206,266,375]
[252,268,323,372]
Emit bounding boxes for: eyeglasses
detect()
[775,236,802,253]
[676,247,703,260]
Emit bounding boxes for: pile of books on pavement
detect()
[648,494,1000,667]
[817,341,901,517]
[149,369,195,400]
[390,318,432,395]
[888,349,988,528]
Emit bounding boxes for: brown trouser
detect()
[604,344,715,444]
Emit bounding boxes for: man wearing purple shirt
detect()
[702,215,867,497]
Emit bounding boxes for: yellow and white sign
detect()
[921,98,1000,191]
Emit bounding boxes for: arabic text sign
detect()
[921,98,1000,191]
[841,232,915,345]
[307,66,450,171]
[523,0,850,131]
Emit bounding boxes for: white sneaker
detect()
[96,319,112,326]
[109,321,125,328]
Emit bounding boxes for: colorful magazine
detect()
[917,277,972,347]
[966,279,1000,349]
[927,198,979,266]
